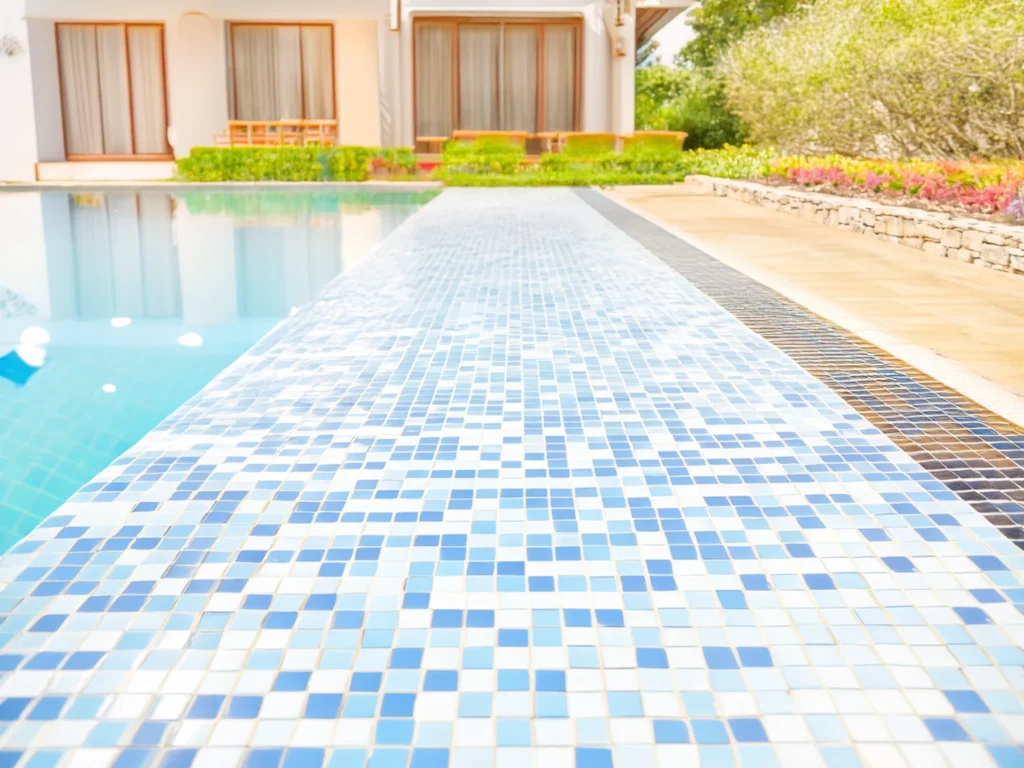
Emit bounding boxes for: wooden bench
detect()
[214,120,338,148]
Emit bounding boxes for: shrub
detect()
[722,0,1024,159]
[678,144,778,178]
[369,148,418,176]
[440,138,525,175]
[176,146,418,182]
[441,169,686,187]
[177,147,326,182]
[436,143,778,186]
[636,66,747,150]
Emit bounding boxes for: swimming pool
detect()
[0,187,436,552]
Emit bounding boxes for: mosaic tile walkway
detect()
[2,189,1024,768]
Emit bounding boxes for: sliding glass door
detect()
[228,23,335,121]
[56,24,170,159]
[414,19,580,137]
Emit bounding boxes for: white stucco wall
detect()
[8,0,388,179]
[0,0,41,181]
[3,0,630,179]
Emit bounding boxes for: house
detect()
[0,0,695,182]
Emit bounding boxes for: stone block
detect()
[885,217,904,237]
[918,223,943,241]
[962,230,986,251]
[901,237,924,250]
[922,241,946,258]
[983,233,1006,246]
[980,243,1010,266]
[956,248,978,263]
[941,229,962,248]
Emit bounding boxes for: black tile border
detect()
[576,189,1024,546]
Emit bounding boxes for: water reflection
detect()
[31,189,429,323]
[0,188,434,552]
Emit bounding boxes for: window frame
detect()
[411,16,583,138]
[54,22,172,161]
[226,21,338,122]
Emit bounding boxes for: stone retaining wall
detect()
[690,176,1024,275]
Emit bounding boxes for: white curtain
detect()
[274,27,302,119]
[96,26,133,154]
[233,25,304,120]
[502,26,538,132]
[301,26,335,119]
[544,25,577,132]
[459,26,499,130]
[128,27,168,154]
[138,193,181,318]
[57,25,104,155]
[415,25,453,137]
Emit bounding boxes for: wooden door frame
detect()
[411,16,584,139]
[55,22,173,161]
[227,21,338,122]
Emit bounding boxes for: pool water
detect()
[0,188,435,552]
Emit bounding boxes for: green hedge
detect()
[175,140,775,187]
[433,139,775,186]
[176,146,418,182]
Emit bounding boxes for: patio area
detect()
[1,188,1023,768]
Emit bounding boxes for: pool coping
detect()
[0,180,444,192]
[599,187,1024,429]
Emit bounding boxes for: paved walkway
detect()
[1,190,1024,768]
[608,185,1024,405]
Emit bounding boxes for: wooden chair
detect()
[623,131,688,151]
[214,119,340,148]
[415,136,449,154]
[534,132,564,154]
[451,130,529,148]
[560,132,620,154]
[303,120,337,147]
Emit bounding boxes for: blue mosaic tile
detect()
[1,189,1023,768]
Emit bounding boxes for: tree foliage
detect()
[678,0,811,68]
[635,0,809,148]
[636,66,747,149]
[722,0,1024,159]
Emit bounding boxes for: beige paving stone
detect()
[608,186,1024,398]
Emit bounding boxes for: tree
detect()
[634,0,811,148]
[678,0,812,68]
[722,0,1024,158]
[636,65,747,148]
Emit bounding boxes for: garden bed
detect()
[694,176,1024,276]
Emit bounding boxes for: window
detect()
[56,24,169,158]
[414,19,580,137]
[228,23,335,121]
